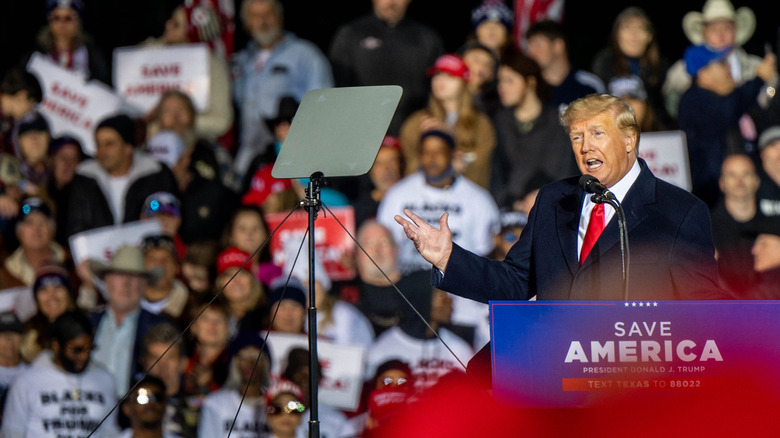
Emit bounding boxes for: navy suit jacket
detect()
[436,159,729,302]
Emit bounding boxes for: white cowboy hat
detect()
[89,245,163,284]
[682,0,756,47]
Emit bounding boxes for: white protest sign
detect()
[68,219,162,266]
[0,286,36,322]
[26,53,125,156]
[262,331,365,411]
[638,130,692,192]
[113,43,210,115]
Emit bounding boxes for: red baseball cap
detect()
[426,54,470,81]
[368,386,411,421]
[381,135,401,150]
[241,164,293,206]
[216,246,252,276]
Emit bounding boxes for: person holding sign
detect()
[394,93,730,385]
[141,2,234,142]
[21,0,110,85]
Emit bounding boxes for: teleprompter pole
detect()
[303,172,324,438]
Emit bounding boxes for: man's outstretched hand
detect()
[394,209,453,273]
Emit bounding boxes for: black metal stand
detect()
[591,193,630,300]
[303,172,324,438]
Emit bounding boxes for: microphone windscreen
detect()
[579,174,598,193]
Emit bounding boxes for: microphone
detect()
[578,175,616,203]
[578,174,630,299]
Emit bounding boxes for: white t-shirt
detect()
[364,326,474,391]
[377,172,500,349]
[1,351,119,438]
[377,172,500,274]
[315,300,375,349]
[198,389,267,438]
[106,174,130,224]
[0,362,28,387]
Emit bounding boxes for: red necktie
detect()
[580,203,605,265]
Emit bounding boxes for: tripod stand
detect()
[272,86,402,437]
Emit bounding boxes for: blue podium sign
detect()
[491,301,780,408]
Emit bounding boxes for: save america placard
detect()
[491,301,780,408]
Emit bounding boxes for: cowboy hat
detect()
[89,245,163,283]
[682,0,755,47]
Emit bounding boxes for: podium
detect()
[490,300,780,409]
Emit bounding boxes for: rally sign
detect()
[638,130,692,191]
[26,53,125,156]
[262,331,365,411]
[265,206,356,281]
[113,43,210,115]
[68,219,162,266]
[491,300,780,409]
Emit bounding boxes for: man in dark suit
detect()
[394,94,730,382]
[396,93,727,301]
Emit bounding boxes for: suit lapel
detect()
[586,162,655,266]
[556,181,583,275]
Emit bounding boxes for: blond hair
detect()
[560,94,641,150]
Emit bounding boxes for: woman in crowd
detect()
[490,51,576,209]
[181,239,221,296]
[182,296,231,414]
[399,54,496,190]
[221,204,282,288]
[266,278,307,335]
[26,0,109,84]
[215,246,268,337]
[457,40,501,119]
[20,263,76,363]
[467,0,515,58]
[143,3,233,141]
[591,6,673,129]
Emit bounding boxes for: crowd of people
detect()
[0,0,779,436]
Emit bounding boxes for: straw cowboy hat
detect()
[89,245,163,284]
[682,0,756,47]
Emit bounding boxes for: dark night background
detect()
[1,1,777,87]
